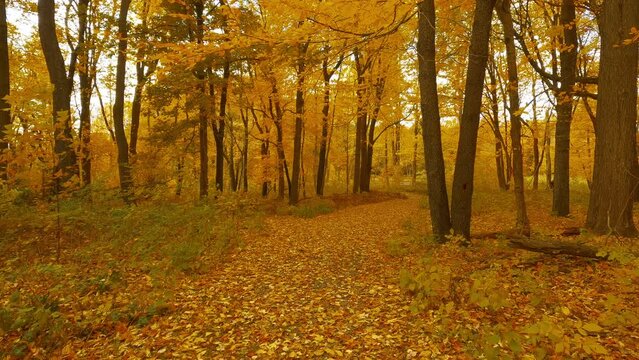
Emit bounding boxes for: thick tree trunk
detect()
[112,0,133,202]
[38,0,79,191]
[497,0,530,236]
[417,0,452,240]
[552,0,577,216]
[450,0,496,239]
[586,0,639,236]
[0,0,11,182]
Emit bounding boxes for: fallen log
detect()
[508,237,605,260]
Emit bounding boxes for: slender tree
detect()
[417,0,451,240]
[586,0,639,236]
[38,0,80,190]
[113,0,134,201]
[496,0,530,236]
[0,0,10,182]
[552,0,577,216]
[450,0,496,239]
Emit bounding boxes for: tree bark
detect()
[290,41,309,204]
[496,0,530,236]
[586,0,639,236]
[112,0,133,202]
[38,0,79,191]
[417,0,452,240]
[450,0,496,239]
[194,1,208,198]
[0,0,10,182]
[487,52,508,191]
[552,0,577,216]
[213,57,230,192]
[77,0,92,187]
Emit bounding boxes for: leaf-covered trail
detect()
[77,195,435,358]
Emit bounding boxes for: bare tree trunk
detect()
[586,0,639,236]
[417,0,452,240]
[77,0,92,187]
[112,0,133,202]
[213,57,230,192]
[487,53,508,191]
[450,0,496,239]
[290,41,309,204]
[552,0,577,216]
[0,0,11,182]
[38,0,79,191]
[194,1,208,198]
[496,0,530,236]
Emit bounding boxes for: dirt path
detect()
[76,195,439,359]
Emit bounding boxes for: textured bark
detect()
[496,0,530,236]
[112,0,133,201]
[316,54,342,196]
[194,2,208,198]
[417,0,452,240]
[0,0,10,181]
[213,58,230,192]
[509,238,605,259]
[290,41,309,204]
[38,0,79,190]
[450,0,496,239]
[487,53,508,191]
[77,0,92,187]
[586,0,639,236]
[552,0,577,216]
[352,49,368,194]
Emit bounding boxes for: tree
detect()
[417,0,451,240]
[0,0,9,182]
[552,0,577,216]
[38,0,79,191]
[496,0,530,236]
[113,0,134,201]
[586,0,639,236]
[289,39,309,205]
[316,49,343,196]
[450,0,496,239]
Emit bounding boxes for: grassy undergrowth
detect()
[393,188,639,358]
[0,189,264,358]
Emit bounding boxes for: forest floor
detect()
[2,189,639,358]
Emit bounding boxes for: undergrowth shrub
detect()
[292,199,335,218]
[400,240,639,358]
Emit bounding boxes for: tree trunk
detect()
[194,1,208,198]
[496,0,530,236]
[586,0,639,236]
[112,0,133,202]
[487,53,508,191]
[353,49,367,194]
[213,58,230,192]
[290,41,308,204]
[77,0,92,187]
[38,0,79,191]
[552,0,577,216]
[0,0,11,182]
[417,0,452,240]
[544,118,553,189]
[450,0,496,239]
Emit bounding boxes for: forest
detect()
[1,0,639,358]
